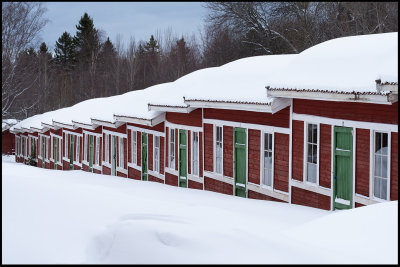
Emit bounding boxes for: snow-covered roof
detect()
[11,32,397,133]
[267,32,398,93]
[2,119,19,132]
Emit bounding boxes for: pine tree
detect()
[144,35,160,54]
[54,32,76,71]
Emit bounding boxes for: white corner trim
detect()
[292,113,398,132]
[116,167,128,175]
[165,167,179,177]
[203,118,290,134]
[354,194,381,206]
[187,174,204,184]
[103,129,127,138]
[127,125,165,137]
[63,129,83,137]
[247,183,289,202]
[148,169,165,180]
[291,178,332,197]
[127,162,142,172]
[165,121,203,132]
[203,170,234,185]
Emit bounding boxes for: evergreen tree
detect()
[144,35,160,54]
[54,32,76,71]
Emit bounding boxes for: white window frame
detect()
[372,130,391,201]
[105,133,109,164]
[192,131,199,177]
[64,133,68,158]
[214,125,223,175]
[304,122,320,185]
[15,136,20,156]
[58,138,62,163]
[169,128,175,169]
[118,137,124,168]
[96,136,100,165]
[84,134,88,162]
[154,135,160,173]
[46,137,50,160]
[261,132,274,189]
[131,130,137,165]
[75,136,80,163]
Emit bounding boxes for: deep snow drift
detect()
[2,156,398,264]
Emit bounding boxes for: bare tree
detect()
[2,2,48,118]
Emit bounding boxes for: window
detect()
[84,134,88,161]
[105,134,109,163]
[46,138,49,160]
[118,137,124,168]
[58,138,62,162]
[154,135,160,173]
[374,132,389,200]
[76,136,80,162]
[169,128,175,169]
[50,137,53,159]
[262,133,273,187]
[64,133,68,158]
[306,123,318,183]
[215,126,223,174]
[131,130,137,164]
[15,136,19,155]
[96,136,100,165]
[192,132,199,176]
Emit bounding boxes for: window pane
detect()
[313,124,318,144]
[312,144,317,164]
[375,155,382,177]
[381,133,388,155]
[374,177,381,199]
[307,163,317,183]
[381,178,387,200]
[307,144,313,163]
[381,155,388,178]
[375,132,381,153]
[308,124,313,143]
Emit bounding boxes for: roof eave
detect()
[52,120,74,130]
[114,113,165,127]
[71,120,96,130]
[148,103,195,114]
[183,99,281,113]
[266,89,396,105]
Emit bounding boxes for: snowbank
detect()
[2,158,397,264]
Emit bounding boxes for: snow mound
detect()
[284,201,398,264]
[268,32,398,92]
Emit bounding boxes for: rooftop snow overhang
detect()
[266,87,398,105]
[52,120,74,130]
[41,122,55,130]
[71,120,97,130]
[90,118,124,128]
[21,127,34,133]
[183,97,291,114]
[30,126,45,133]
[148,103,196,113]
[9,127,22,134]
[114,113,165,127]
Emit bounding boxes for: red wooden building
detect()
[10,32,398,211]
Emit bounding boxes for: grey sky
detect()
[41,2,208,51]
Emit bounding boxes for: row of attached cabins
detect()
[10,32,398,210]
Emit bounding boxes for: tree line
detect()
[2,2,398,120]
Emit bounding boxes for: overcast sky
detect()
[41,2,208,51]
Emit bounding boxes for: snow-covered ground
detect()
[2,155,397,264]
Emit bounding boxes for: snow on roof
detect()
[267,32,398,93]
[11,32,397,132]
[2,119,19,132]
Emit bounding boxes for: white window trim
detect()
[118,137,124,168]
[169,128,175,169]
[214,125,223,175]
[127,125,165,137]
[191,131,200,177]
[153,135,160,174]
[260,131,274,190]
[371,130,391,202]
[203,118,290,134]
[131,130,137,165]
[75,136,80,164]
[148,169,165,180]
[303,122,320,186]
[165,121,203,133]
[103,129,127,138]
[95,136,100,165]
[64,133,68,158]
[104,133,109,164]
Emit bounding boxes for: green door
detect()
[179,129,187,187]
[142,133,148,181]
[54,137,58,169]
[111,135,117,176]
[333,126,353,210]
[89,135,94,172]
[234,127,247,197]
[70,135,75,170]
[42,137,45,168]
